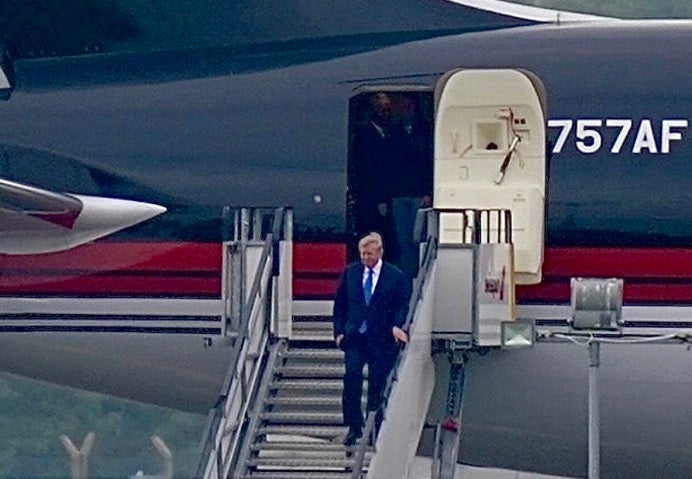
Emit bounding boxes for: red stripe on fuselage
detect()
[0,242,690,303]
[520,248,692,303]
[0,242,221,272]
[0,242,222,297]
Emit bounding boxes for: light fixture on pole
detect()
[570,278,623,331]
[569,277,624,479]
[501,319,534,349]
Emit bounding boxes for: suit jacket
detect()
[353,120,395,205]
[333,261,410,347]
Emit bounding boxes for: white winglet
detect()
[0,194,166,255]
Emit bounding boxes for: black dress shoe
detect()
[343,428,362,446]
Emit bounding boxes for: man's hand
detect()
[335,334,345,348]
[392,326,408,344]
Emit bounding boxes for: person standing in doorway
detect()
[333,232,410,446]
[390,94,433,281]
[353,93,399,261]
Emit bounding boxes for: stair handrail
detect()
[351,233,439,477]
[195,207,288,479]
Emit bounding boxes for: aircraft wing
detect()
[447,0,614,22]
[0,178,166,255]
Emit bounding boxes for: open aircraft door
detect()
[434,69,547,284]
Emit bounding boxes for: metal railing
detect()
[195,207,291,479]
[350,231,439,478]
[436,208,512,244]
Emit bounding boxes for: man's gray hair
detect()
[358,232,383,251]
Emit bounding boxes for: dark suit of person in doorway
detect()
[352,93,400,262]
[390,94,433,282]
[333,232,410,446]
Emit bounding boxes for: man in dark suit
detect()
[390,94,433,281]
[352,93,400,262]
[333,232,410,446]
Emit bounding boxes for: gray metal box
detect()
[432,246,476,333]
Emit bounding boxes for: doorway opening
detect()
[346,87,434,280]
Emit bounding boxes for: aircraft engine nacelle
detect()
[434,69,547,284]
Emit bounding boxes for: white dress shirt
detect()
[363,259,382,292]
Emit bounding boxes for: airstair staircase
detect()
[234,318,372,478]
[197,207,437,479]
[196,208,374,478]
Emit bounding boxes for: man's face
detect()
[400,97,416,120]
[359,242,383,269]
[372,94,392,122]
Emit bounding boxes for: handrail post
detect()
[473,209,482,244]
[588,341,601,479]
[240,208,250,303]
[222,239,243,338]
[273,208,293,338]
[216,444,222,478]
[221,206,232,336]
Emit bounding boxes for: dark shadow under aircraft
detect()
[0,1,691,477]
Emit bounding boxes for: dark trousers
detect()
[342,333,396,433]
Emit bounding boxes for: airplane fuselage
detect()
[1,20,691,303]
[2,21,690,246]
[1,16,692,479]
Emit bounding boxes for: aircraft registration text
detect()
[548,119,688,154]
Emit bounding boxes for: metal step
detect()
[266,396,342,407]
[292,320,334,332]
[290,334,335,342]
[270,379,342,391]
[283,348,343,361]
[246,456,364,469]
[277,364,345,378]
[257,425,346,439]
[291,321,334,341]
[250,443,374,468]
[261,411,342,425]
[271,379,367,393]
[246,471,354,479]
[253,448,371,460]
[252,442,371,453]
